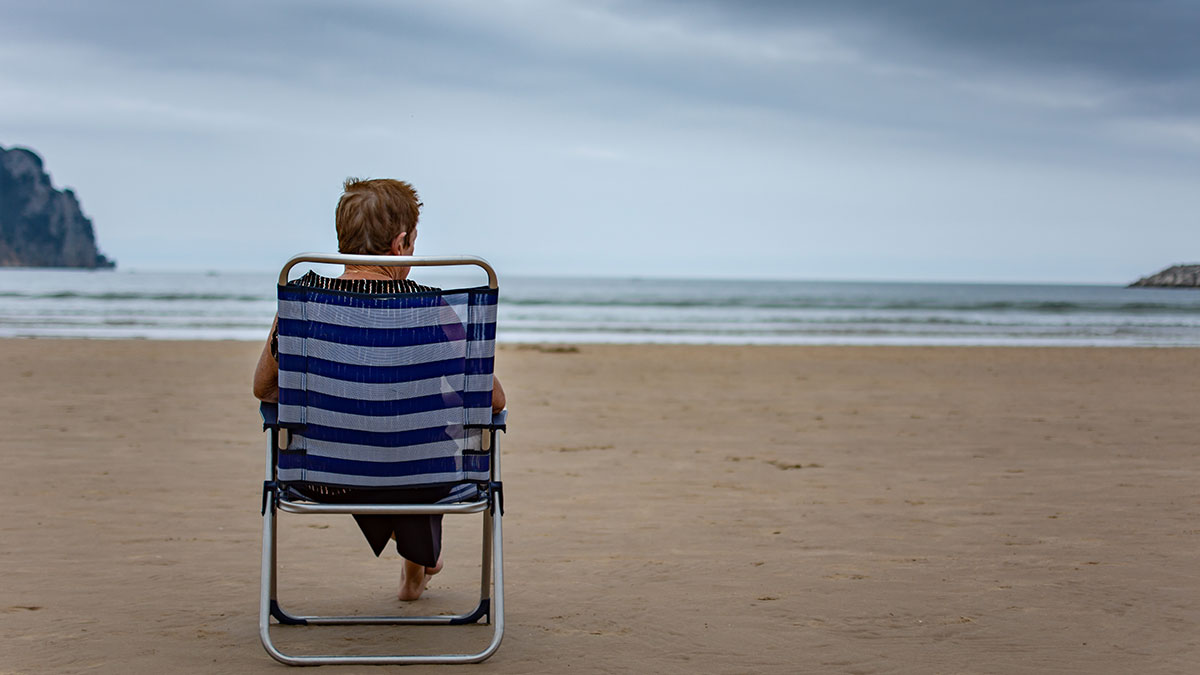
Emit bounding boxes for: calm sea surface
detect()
[2,268,1200,346]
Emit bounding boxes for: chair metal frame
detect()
[258,253,506,666]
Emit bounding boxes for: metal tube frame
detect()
[277,252,498,289]
[259,423,505,665]
[258,254,505,665]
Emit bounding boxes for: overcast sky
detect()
[2,0,1198,282]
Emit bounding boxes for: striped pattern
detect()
[276,277,497,488]
[290,270,439,295]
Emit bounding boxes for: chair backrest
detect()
[275,279,497,488]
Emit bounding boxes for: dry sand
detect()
[1,340,1198,674]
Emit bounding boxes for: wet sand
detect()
[1,340,1198,674]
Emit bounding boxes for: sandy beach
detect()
[1,340,1198,674]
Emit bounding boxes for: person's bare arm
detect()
[252,316,280,402]
[492,375,506,413]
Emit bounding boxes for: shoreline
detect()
[4,334,1200,349]
[5,268,1200,348]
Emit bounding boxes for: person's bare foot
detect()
[398,557,443,601]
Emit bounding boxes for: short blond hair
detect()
[335,178,422,255]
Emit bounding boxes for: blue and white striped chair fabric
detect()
[275,282,498,489]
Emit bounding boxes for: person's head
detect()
[335,178,422,256]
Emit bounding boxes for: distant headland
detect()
[0,144,115,269]
[1129,265,1200,289]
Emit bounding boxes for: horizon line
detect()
[0,265,1156,288]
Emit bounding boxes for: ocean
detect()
[2,268,1200,347]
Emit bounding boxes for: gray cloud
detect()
[657,0,1200,112]
[668,0,1200,79]
[0,0,1196,281]
[8,0,1198,125]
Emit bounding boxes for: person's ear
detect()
[389,231,408,256]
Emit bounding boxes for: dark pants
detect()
[290,483,452,567]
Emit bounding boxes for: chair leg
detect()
[480,509,494,623]
[487,505,505,650]
[258,500,299,663]
[269,513,277,600]
[259,505,506,665]
[265,509,307,625]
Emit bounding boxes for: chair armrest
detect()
[491,409,507,431]
[260,402,280,431]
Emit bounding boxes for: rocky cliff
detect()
[0,145,115,268]
[1129,264,1200,288]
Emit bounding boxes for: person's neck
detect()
[341,264,406,281]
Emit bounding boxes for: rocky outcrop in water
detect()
[1129,264,1200,288]
[0,145,114,268]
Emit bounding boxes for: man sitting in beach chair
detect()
[251,178,507,665]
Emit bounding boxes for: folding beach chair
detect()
[258,253,506,666]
